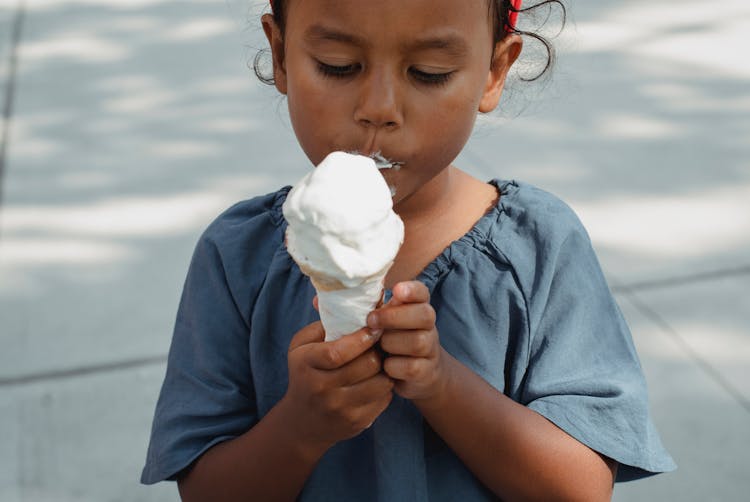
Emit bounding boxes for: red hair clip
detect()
[508,0,522,31]
[269,0,522,31]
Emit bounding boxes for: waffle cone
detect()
[308,274,347,292]
[300,262,393,292]
[301,264,392,341]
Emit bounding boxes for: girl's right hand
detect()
[281,321,393,451]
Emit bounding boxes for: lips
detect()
[339,149,405,170]
[370,152,404,171]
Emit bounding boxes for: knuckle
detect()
[413,332,431,355]
[383,356,396,376]
[381,375,395,392]
[366,360,380,377]
[323,346,343,367]
[356,417,372,432]
[377,308,393,326]
[404,359,421,379]
[325,393,345,414]
[309,378,326,398]
[369,351,382,370]
[378,333,394,353]
[420,304,436,325]
[358,411,374,430]
[344,408,364,430]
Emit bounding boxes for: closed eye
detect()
[409,68,453,86]
[317,61,360,78]
[317,61,453,86]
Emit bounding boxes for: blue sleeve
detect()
[140,192,285,484]
[500,185,676,481]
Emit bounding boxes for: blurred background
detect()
[0,0,748,500]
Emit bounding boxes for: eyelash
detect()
[411,69,453,86]
[316,62,453,87]
[317,62,359,78]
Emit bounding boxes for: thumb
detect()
[288,321,325,352]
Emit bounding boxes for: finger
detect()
[288,321,325,352]
[340,378,394,432]
[334,348,383,386]
[306,328,380,370]
[360,387,395,427]
[384,295,402,308]
[392,281,430,304]
[368,302,436,331]
[312,295,319,311]
[379,330,435,358]
[383,356,429,382]
[343,373,394,408]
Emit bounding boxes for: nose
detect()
[353,66,402,130]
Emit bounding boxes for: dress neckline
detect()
[412,179,517,292]
[276,179,519,294]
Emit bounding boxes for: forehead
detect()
[285,0,494,45]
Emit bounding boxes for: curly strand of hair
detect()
[252,48,274,85]
[507,0,566,82]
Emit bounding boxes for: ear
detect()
[479,34,522,113]
[261,13,288,95]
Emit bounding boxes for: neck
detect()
[384,167,498,289]
[393,166,457,227]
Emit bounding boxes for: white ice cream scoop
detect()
[283,151,405,340]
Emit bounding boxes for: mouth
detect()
[341,149,402,198]
[345,150,404,171]
[370,152,404,171]
[370,153,402,198]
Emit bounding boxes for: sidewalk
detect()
[1,1,748,500]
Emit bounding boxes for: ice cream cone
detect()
[312,271,387,342]
[298,263,347,291]
[282,151,404,341]
[303,262,392,341]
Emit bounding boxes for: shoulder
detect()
[483,180,603,316]
[483,180,592,269]
[189,186,293,314]
[491,180,589,249]
[422,180,590,304]
[201,185,291,249]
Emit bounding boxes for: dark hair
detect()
[254,0,566,85]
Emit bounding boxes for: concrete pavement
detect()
[1,1,748,500]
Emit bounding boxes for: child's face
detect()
[264,0,520,205]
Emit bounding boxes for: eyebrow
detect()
[305,25,369,47]
[405,35,469,57]
[304,25,468,57]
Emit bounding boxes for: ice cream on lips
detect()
[282,151,405,341]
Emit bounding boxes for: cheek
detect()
[413,74,482,129]
[415,90,480,157]
[286,78,339,161]
[287,75,323,126]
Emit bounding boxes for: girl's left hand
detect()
[367,281,446,402]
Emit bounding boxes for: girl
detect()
[142,0,675,500]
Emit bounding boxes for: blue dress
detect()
[141,180,676,500]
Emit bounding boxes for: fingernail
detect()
[368,328,383,339]
[367,313,379,328]
[399,283,410,296]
